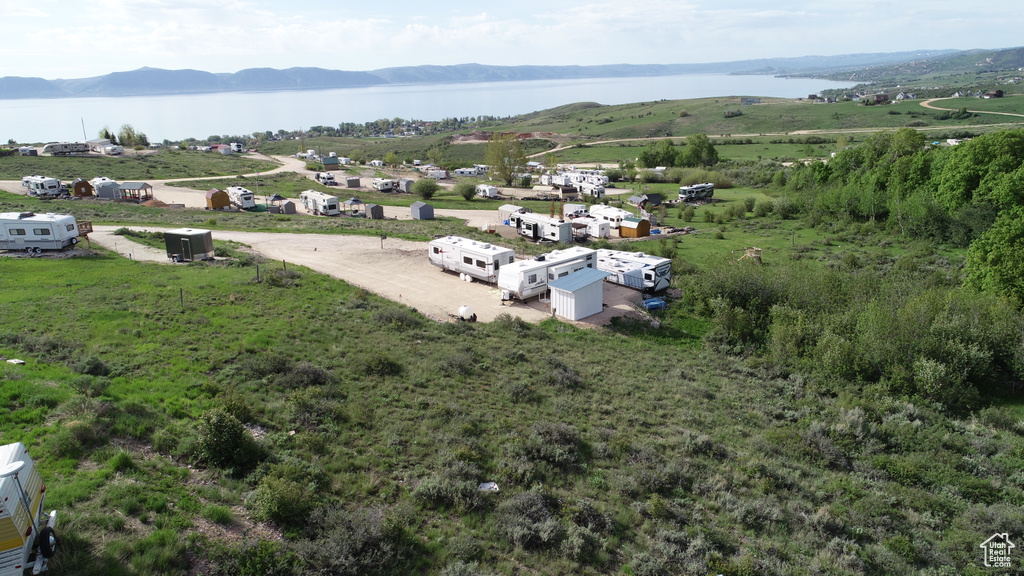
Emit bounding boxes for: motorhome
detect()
[428,236,515,283]
[226,186,257,210]
[0,212,79,253]
[0,442,58,576]
[372,178,397,192]
[20,176,63,197]
[508,212,573,243]
[314,172,337,186]
[41,142,87,155]
[596,249,672,292]
[299,190,340,216]
[679,182,715,202]
[498,246,597,301]
[588,205,633,229]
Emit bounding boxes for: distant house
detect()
[369,159,384,167]
[895,92,917,101]
[983,90,1004,98]
[872,94,890,104]
[210,144,231,155]
[952,91,966,98]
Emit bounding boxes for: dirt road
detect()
[86,226,649,327]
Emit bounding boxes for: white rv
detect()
[372,178,397,192]
[101,145,124,155]
[596,249,672,292]
[498,246,597,301]
[428,236,515,283]
[588,205,633,229]
[679,182,715,201]
[454,167,479,177]
[475,184,499,199]
[229,142,243,153]
[41,142,88,155]
[426,169,448,180]
[0,212,79,253]
[314,172,337,186]
[0,442,59,575]
[575,181,605,199]
[508,213,573,243]
[299,190,340,216]
[21,176,63,197]
[226,186,257,210]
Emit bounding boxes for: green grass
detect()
[0,149,278,180]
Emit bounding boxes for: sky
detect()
[2,0,1022,79]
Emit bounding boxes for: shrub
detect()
[754,200,773,217]
[453,181,476,201]
[292,505,409,575]
[412,461,482,510]
[440,561,497,576]
[743,196,756,212]
[197,408,264,472]
[207,540,297,576]
[202,505,234,525]
[412,179,440,200]
[275,361,334,388]
[249,476,315,527]
[355,353,404,378]
[69,355,111,377]
[68,375,111,398]
[496,490,565,550]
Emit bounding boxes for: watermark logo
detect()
[980,533,1015,569]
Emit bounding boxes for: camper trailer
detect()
[596,249,672,292]
[372,178,397,192]
[509,213,573,243]
[498,246,597,301]
[229,142,243,153]
[41,142,88,156]
[0,212,79,253]
[574,181,605,199]
[679,182,715,202]
[164,228,214,262]
[428,236,515,283]
[299,190,340,216]
[225,186,257,210]
[475,185,499,199]
[314,172,337,186]
[21,176,62,197]
[0,442,59,576]
[101,145,124,155]
[587,205,633,229]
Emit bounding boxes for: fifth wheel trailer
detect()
[498,246,596,301]
[595,249,672,292]
[299,190,341,216]
[0,212,79,253]
[428,236,515,283]
[226,186,257,210]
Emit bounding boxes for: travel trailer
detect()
[226,186,257,209]
[596,249,672,292]
[508,212,573,243]
[0,212,79,253]
[574,181,605,199]
[314,172,337,186]
[679,182,715,202]
[475,184,499,198]
[299,190,340,216]
[21,176,63,197]
[588,205,633,229]
[498,246,596,301]
[41,142,87,155]
[372,178,397,192]
[0,442,59,575]
[428,236,515,283]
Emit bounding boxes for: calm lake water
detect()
[1,74,852,143]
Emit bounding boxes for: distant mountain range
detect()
[0,49,1006,99]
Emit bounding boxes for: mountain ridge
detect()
[0,48,997,99]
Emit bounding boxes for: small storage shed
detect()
[411,201,434,220]
[344,176,361,188]
[119,182,154,202]
[365,203,384,220]
[397,179,414,193]
[164,228,214,262]
[205,188,230,210]
[94,181,122,199]
[322,156,340,170]
[269,201,297,214]
[620,217,651,238]
[547,268,610,321]
[71,179,94,197]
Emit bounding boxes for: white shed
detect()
[546,268,610,321]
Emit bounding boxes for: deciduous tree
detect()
[485,133,526,186]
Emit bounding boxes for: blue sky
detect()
[2,0,1021,79]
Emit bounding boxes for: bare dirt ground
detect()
[85,225,650,327]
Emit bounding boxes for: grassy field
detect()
[0,149,278,181]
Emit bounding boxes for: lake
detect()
[0,74,852,143]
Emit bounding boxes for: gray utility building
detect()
[164,228,214,262]
[547,267,610,321]
[410,201,434,220]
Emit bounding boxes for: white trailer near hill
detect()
[299,190,340,216]
[0,212,79,253]
[679,182,715,202]
[588,205,634,229]
[41,142,88,155]
[428,236,515,283]
[498,246,596,301]
[596,249,672,292]
[509,212,573,243]
[21,176,63,197]
[372,178,397,192]
[0,442,59,575]
[226,186,257,209]
[475,184,499,198]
